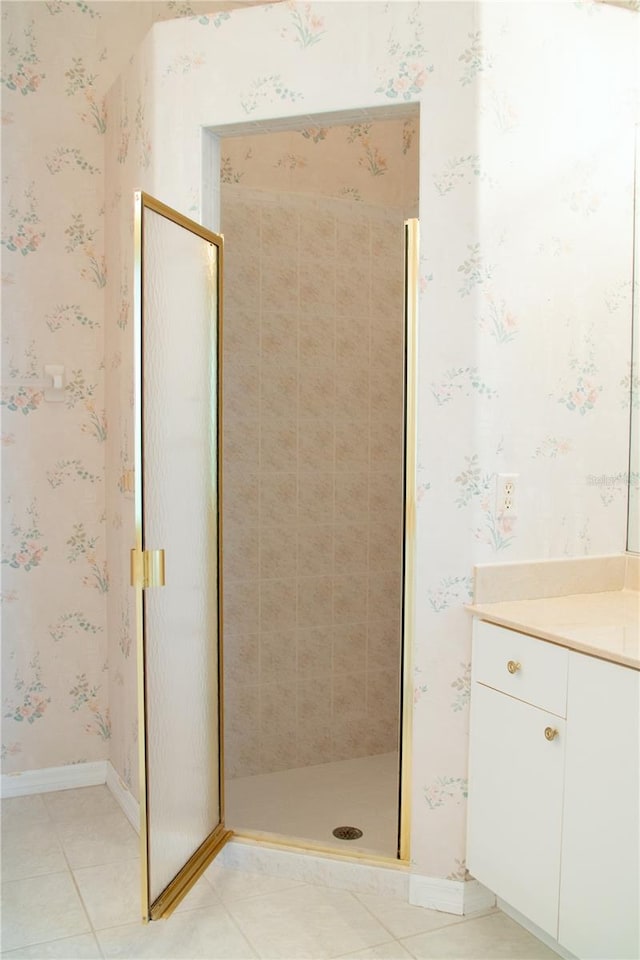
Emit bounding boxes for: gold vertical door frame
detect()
[132,191,230,922]
[398,218,419,862]
[132,192,148,920]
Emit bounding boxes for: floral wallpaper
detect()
[1,0,268,775]
[219,116,418,211]
[2,2,107,771]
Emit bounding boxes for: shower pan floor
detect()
[225,752,399,859]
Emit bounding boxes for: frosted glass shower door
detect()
[133,192,229,921]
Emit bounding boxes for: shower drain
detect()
[332,826,363,841]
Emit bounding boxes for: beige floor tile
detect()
[226,883,391,958]
[205,864,305,903]
[96,903,256,958]
[400,911,560,959]
[73,859,140,930]
[0,799,560,960]
[0,794,51,829]
[0,872,91,952]
[1,820,67,881]
[1,933,102,958]
[173,874,221,913]
[355,893,470,939]
[338,943,413,959]
[56,811,139,868]
[43,786,120,824]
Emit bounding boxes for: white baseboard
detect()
[1,760,107,798]
[497,898,578,960]
[409,874,496,916]
[463,878,497,915]
[106,761,140,834]
[1,759,141,837]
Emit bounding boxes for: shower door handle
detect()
[130,548,166,588]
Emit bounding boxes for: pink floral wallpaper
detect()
[219,117,418,210]
[1,0,268,776]
[2,2,109,770]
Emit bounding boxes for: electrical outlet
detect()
[496,473,518,517]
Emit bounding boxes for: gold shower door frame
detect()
[398,217,419,863]
[133,191,231,922]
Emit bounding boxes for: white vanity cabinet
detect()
[467,621,568,938]
[467,619,640,959]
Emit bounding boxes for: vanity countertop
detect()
[467,589,640,670]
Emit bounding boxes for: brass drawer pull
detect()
[507,660,521,674]
[544,726,559,742]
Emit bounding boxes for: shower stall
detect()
[219,109,419,858]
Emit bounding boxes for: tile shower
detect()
[220,117,418,854]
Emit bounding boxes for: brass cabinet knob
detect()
[507,660,521,674]
[544,726,559,741]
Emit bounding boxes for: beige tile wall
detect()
[221,184,406,778]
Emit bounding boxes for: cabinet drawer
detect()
[472,620,568,717]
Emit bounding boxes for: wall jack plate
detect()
[496,473,518,517]
[44,364,65,402]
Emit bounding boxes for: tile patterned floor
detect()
[1,786,560,959]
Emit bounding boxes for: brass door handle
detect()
[131,548,166,588]
[507,660,521,674]
[544,726,559,741]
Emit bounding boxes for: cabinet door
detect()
[467,682,565,938]
[559,655,639,959]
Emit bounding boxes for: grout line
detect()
[333,941,404,960]
[57,837,105,954]
[294,207,301,768]
[215,900,264,960]
[35,790,139,955]
[352,887,478,943]
[256,198,264,773]
[0,928,105,959]
[330,208,339,747]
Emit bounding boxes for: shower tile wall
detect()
[222,186,406,779]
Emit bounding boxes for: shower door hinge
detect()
[130,548,166,589]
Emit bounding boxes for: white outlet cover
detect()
[496,473,518,517]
